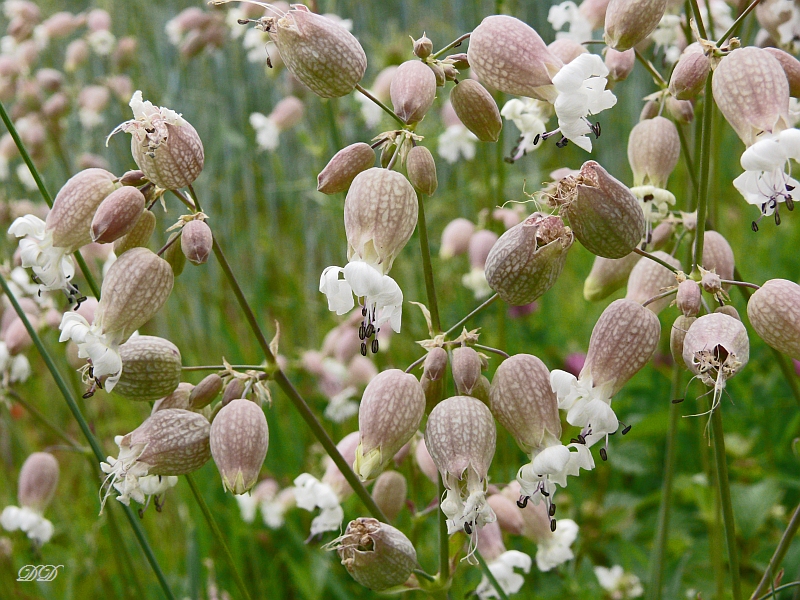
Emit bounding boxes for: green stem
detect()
[647,365,682,600]
[677,123,699,195]
[417,191,441,333]
[188,184,202,213]
[756,582,800,600]
[692,76,714,274]
[185,474,252,600]
[6,389,84,450]
[0,99,101,300]
[717,0,763,45]
[431,33,471,59]
[182,365,267,371]
[437,476,450,582]
[689,0,708,38]
[633,248,680,274]
[414,568,436,583]
[751,503,800,599]
[634,49,668,88]
[0,276,175,600]
[324,98,343,151]
[476,550,509,600]
[711,406,743,600]
[444,293,499,337]
[473,343,509,359]
[104,502,147,600]
[354,84,405,127]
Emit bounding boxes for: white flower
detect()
[595,565,644,599]
[630,185,677,228]
[441,465,496,542]
[652,14,682,65]
[517,436,594,502]
[475,550,532,599]
[536,518,578,572]
[548,1,593,42]
[242,27,270,63]
[107,90,185,149]
[0,505,54,545]
[235,491,259,523]
[732,128,800,226]
[319,260,403,333]
[293,473,344,536]
[551,369,618,447]
[462,267,493,299]
[59,312,123,391]
[8,215,76,294]
[773,0,800,49]
[324,385,359,422]
[501,97,552,161]
[551,53,617,152]
[438,124,478,164]
[9,353,30,383]
[87,30,116,56]
[355,89,384,128]
[249,112,280,151]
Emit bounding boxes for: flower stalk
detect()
[751,502,800,599]
[444,293,499,336]
[354,84,406,126]
[475,550,510,600]
[431,33,470,59]
[692,76,715,275]
[417,190,441,333]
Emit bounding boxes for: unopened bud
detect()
[701,230,735,284]
[423,347,448,381]
[640,99,659,121]
[700,268,722,297]
[405,145,437,195]
[17,452,59,512]
[628,116,679,188]
[268,96,304,130]
[317,142,376,194]
[446,53,470,70]
[548,39,588,65]
[625,250,680,314]
[669,46,710,100]
[390,60,437,124]
[469,229,498,269]
[604,0,667,51]
[210,399,269,495]
[428,61,446,87]
[485,213,574,305]
[413,34,433,59]
[676,280,701,317]
[120,170,146,186]
[715,305,741,320]
[181,220,212,265]
[452,346,482,396]
[747,279,800,359]
[440,218,475,259]
[665,97,694,124]
[421,374,443,413]
[443,63,458,81]
[222,378,246,405]
[163,231,186,277]
[671,315,696,367]
[114,209,156,255]
[765,47,800,97]
[152,382,193,412]
[190,373,223,409]
[371,471,407,521]
[113,335,182,402]
[605,48,635,83]
[4,318,32,355]
[334,518,417,591]
[487,492,524,536]
[47,168,118,251]
[449,79,502,142]
[91,186,146,244]
[583,252,640,301]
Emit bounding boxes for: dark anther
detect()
[155,496,163,512]
[788,184,796,191]
[464,522,472,535]
[504,156,515,164]
[362,306,367,317]
[540,489,550,497]
[517,496,529,509]
[576,434,586,445]
[622,425,632,435]
[570,438,580,444]
[549,503,556,517]
[266,56,273,69]
[138,508,145,519]
[640,240,647,250]
[371,339,379,354]
[358,324,366,340]
[751,221,759,232]
[643,194,654,202]
[591,121,601,138]
[787,196,795,210]
[556,136,569,148]
[82,388,95,399]
[533,133,541,146]
[672,397,684,404]
[775,211,782,226]
[360,342,367,356]
[550,519,557,532]
[74,295,87,310]
[365,324,375,338]
[599,447,608,461]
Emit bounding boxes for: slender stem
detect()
[182,365,267,371]
[187,184,202,213]
[157,231,181,256]
[474,343,509,359]
[751,503,800,599]
[476,551,509,600]
[431,32,471,59]
[710,406,743,600]
[756,582,800,600]
[719,279,760,290]
[416,191,441,333]
[689,0,708,38]
[642,288,678,308]
[633,248,680,274]
[677,123,699,195]
[405,353,427,374]
[414,568,436,583]
[717,0,763,45]
[634,49,668,88]
[647,365,682,600]
[185,474,252,600]
[387,139,402,171]
[6,389,84,450]
[437,476,449,582]
[0,276,175,600]
[0,99,102,299]
[444,293,499,337]
[323,98,343,151]
[693,77,714,274]
[354,84,405,126]
[104,503,147,600]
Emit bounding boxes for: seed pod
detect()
[335,518,417,591]
[190,373,223,409]
[413,34,432,59]
[405,145,437,196]
[671,315,696,369]
[91,186,145,244]
[355,369,425,481]
[712,47,790,146]
[484,213,574,306]
[267,6,366,98]
[701,230,734,285]
[390,60,437,124]
[423,347,448,381]
[222,378,246,405]
[682,313,749,382]
[181,220,212,265]
[604,0,667,51]
[583,299,661,394]
[317,142,375,194]
[555,161,646,259]
[210,399,269,494]
[17,452,59,512]
[605,48,635,83]
[152,382,193,412]
[344,168,418,274]
[440,218,474,259]
[748,279,800,359]
[676,279,701,317]
[113,335,182,402]
[669,47,710,100]
[490,354,559,455]
[47,168,118,251]
[114,209,156,255]
[452,346,482,396]
[765,47,800,97]
[371,470,407,521]
[628,116,680,188]
[583,252,641,301]
[467,15,562,102]
[449,79,502,143]
[625,250,680,314]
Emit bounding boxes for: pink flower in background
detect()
[563,352,586,377]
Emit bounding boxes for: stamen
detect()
[599,447,607,461]
[548,503,556,517]
[360,342,367,357]
[371,339,379,354]
[517,496,529,509]
[550,519,557,532]
[464,521,472,535]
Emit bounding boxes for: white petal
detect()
[532,445,572,476]
[319,266,355,315]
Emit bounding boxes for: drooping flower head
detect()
[210,399,269,495]
[0,452,59,545]
[748,279,800,360]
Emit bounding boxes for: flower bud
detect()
[17,452,59,512]
[716,305,741,320]
[222,377,246,405]
[640,99,659,121]
[440,218,474,258]
[210,399,269,494]
[413,34,433,59]
[414,437,438,483]
[669,46,710,100]
[676,279,701,317]
[583,252,640,301]
[423,347,448,381]
[428,61,446,86]
[317,142,375,194]
[344,168,418,274]
[390,60,437,124]
[446,53,470,70]
[467,15,563,102]
[628,116,679,188]
[449,79,502,143]
[91,186,146,244]
[113,335,182,402]
[5,317,32,355]
[333,518,417,591]
[765,47,800,97]
[548,39,588,65]
[421,373,443,413]
[671,315,696,369]
[47,168,118,251]
[120,170,146,186]
[701,230,734,284]
[666,97,694,124]
[371,470,407,521]
[405,145,437,196]
[682,313,749,386]
[114,209,156,255]
[355,369,425,481]
[267,6,367,98]
[181,219,212,265]
[625,250,680,314]
[190,373,223,409]
[452,346,482,396]
[747,279,800,359]
[268,96,304,130]
[152,382,193,412]
[604,0,667,51]
[163,231,186,277]
[712,47,790,146]
[485,213,574,306]
[469,230,499,269]
[555,161,646,259]
[604,48,634,83]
